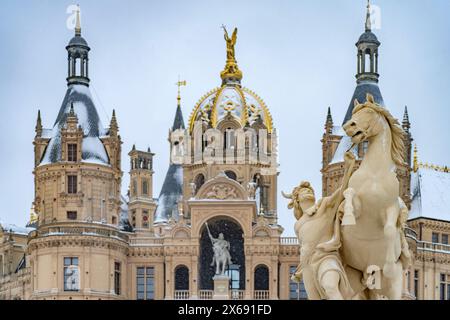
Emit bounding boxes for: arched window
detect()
[174,265,189,291]
[254,265,269,291]
[225,170,237,181]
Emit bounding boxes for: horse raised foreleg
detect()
[383,205,400,279]
[342,188,356,225]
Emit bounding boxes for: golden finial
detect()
[176,77,187,107]
[75,5,81,36]
[413,144,418,172]
[220,25,243,85]
[30,204,38,224]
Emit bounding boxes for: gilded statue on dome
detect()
[222,25,237,62]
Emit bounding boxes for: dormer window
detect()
[68,144,77,162]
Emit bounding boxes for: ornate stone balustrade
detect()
[29,223,129,243]
[253,290,270,300]
[174,290,190,300]
[280,237,298,245]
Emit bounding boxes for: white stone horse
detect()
[341,93,409,299]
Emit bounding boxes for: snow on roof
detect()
[39,84,109,166]
[409,167,450,222]
[331,125,345,136]
[0,220,35,235]
[154,164,183,222]
[330,135,358,164]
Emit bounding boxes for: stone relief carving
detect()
[205,184,238,200]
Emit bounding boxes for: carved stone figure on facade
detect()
[247,182,257,199]
[283,151,356,300]
[206,222,232,275]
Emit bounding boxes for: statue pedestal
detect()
[212,275,230,300]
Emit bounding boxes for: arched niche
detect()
[198,216,245,291]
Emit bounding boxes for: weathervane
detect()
[176,77,187,107]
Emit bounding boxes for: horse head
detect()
[343,93,406,166]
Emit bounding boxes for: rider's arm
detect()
[328,152,356,208]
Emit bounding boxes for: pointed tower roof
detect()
[40,8,108,166]
[155,95,186,222]
[343,1,384,125]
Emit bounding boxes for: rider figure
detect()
[206,223,233,275]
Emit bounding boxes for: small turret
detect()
[325,107,333,135]
[35,110,42,137]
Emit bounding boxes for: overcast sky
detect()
[0,0,449,236]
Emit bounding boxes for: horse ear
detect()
[353,99,360,108]
[366,93,374,103]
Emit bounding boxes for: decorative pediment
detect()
[195,171,248,200]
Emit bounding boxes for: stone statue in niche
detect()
[206,222,232,275]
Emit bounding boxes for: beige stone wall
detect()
[34,163,121,226]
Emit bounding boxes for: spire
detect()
[220,26,243,85]
[365,0,372,32]
[325,107,333,134]
[35,109,42,136]
[132,144,136,151]
[172,79,186,130]
[75,5,81,36]
[69,102,76,117]
[402,106,410,132]
[355,0,380,84]
[326,107,333,124]
[109,109,119,136]
[66,5,90,86]
[413,144,418,172]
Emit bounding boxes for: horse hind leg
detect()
[383,205,400,279]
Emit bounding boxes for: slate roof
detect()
[342,81,385,125]
[155,106,185,222]
[67,35,89,48]
[409,167,450,222]
[172,105,185,130]
[357,31,380,45]
[40,84,109,166]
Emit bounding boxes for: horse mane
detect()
[353,98,406,166]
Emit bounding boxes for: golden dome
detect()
[188,85,273,133]
[188,27,274,133]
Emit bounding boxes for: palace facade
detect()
[1,4,449,300]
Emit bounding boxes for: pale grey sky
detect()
[0,0,449,236]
